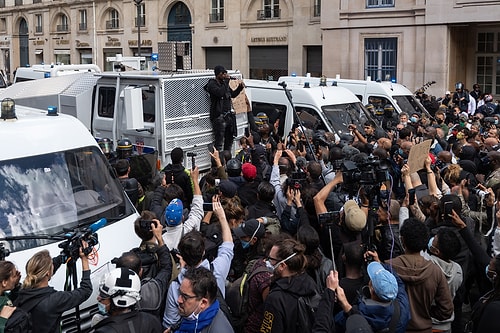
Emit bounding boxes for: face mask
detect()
[241,240,250,249]
[265,260,276,272]
[486,264,497,283]
[97,301,108,315]
[186,302,201,321]
[410,116,418,123]
[436,118,444,124]
[427,237,435,254]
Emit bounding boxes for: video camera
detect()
[483,117,498,127]
[318,211,340,227]
[286,171,307,190]
[58,218,106,263]
[341,156,390,186]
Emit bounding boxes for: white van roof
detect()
[278,76,414,97]
[244,79,361,104]
[0,105,97,160]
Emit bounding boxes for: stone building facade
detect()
[0,0,498,96]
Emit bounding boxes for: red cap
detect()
[241,163,257,180]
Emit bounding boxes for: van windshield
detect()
[321,102,371,135]
[0,146,133,252]
[393,95,428,115]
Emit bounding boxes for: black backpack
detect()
[296,292,322,333]
[5,296,47,333]
[4,307,32,333]
[225,266,271,333]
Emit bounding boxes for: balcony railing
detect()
[209,13,224,23]
[134,17,145,27]
[106,20,119,29]
[313,4,320,17]
[35,26,42,33]
[257,9,280,20]
[56,24,68,32]
[79,23,87,30]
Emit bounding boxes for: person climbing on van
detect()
[205,65,245,152]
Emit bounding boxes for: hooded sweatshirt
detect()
[15,270,92,333]
[424,252,463,331]
[260,272,318,333]
[389,254,453,333]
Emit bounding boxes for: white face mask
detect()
[266,252,298,273]
[186,302,201,321]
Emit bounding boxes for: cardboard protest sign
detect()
[407,139,432,173]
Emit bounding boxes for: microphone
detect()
[87,218,107,233]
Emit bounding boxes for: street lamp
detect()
[134,0,143,57]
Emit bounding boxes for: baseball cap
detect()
[233,219,265,239]
[165,198,183,226]
[346,314,374,333]
[219,180,237,198]
[343,200,366,232]
[241,162,257,180]
[367,262,398,301]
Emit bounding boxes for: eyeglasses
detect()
[266,256,281,264]
[179,289,198,302]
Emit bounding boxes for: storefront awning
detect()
[35,49,43,55]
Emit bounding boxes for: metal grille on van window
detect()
[162,77,212,119]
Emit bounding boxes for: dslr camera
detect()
[286,171,307,190]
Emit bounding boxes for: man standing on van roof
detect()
[205,65,245,152]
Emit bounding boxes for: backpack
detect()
[225,266,271,333]
[138,277,164,316]
[131,245,159,280]
[4,307,32,333]
[5,295,47,333]
[296,292,322,333]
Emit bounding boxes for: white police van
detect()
[0,101,139,331]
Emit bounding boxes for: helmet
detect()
[455,82,464,90]
[226,158,242,177]
[116,139,133,159]
[256,112,269,124]
[100,267,141,308]
[98,138,113,155]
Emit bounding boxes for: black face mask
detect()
[436,118,444,124]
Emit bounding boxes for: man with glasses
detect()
[173,267,233,333]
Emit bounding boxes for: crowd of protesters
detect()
[2,81,500,333]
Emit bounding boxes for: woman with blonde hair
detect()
[14,246,92,333]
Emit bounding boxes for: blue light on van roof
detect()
[391,78,397,83]
[44,72,51,78]
[47,106,58,116]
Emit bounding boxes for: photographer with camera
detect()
[15,245,92,333]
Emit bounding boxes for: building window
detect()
[476,32,500,95]
[313,0,321,17]
[0,0,4,8]
[106,9,119,29]
[79,10,87,30]
[209,0,224,23]
[364,38,397,81]
[258,0,280,20]
[57,14,68,32]
[367,0,394,8]
[135,3,145,27]
[35,14,42,33]
[0,18,6,32]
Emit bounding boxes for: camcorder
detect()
[139,219,157,231]
[286,171,307,190]
[59,218,106,262]
[318,211,340,227]
[341,156,390,186]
